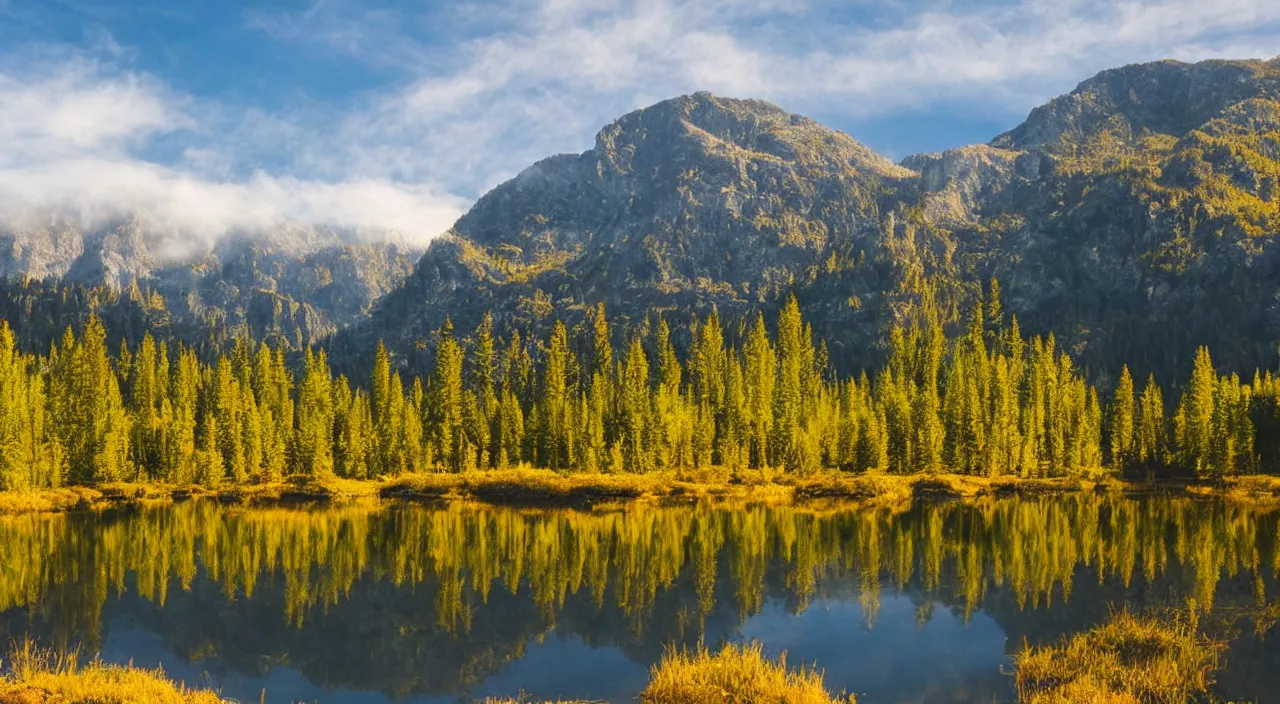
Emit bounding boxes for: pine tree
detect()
[162,346,200,484]
[1136,374,1166,472]
[655,318,688,468]
[0,324,34,489]
[471,313,497,466]
[1184,347,1217,477]
[336,388,373,479]
[432,320,465,472]
[129,333,162,478]
[196,407,223,488]
[212,357,245,484]
[252,344,291,483]
[744,314,775,469]
[1108,366,1136,469]
[402,380,426,472]
[542,321,571,470]
[621,336,651,472]
[48,316,131,485]
[370,341,393,476]
[586,305,615,471]
[294,349,335,478]
[774,295,804,470]
[721,350,748,470]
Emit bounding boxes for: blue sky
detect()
[1,0,1277,243]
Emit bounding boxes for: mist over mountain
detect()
[0,212,420,352]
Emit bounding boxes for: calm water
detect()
[2,496,1279,703]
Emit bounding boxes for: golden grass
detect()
[0,623,1231,704]
[791,472,913,503]
[639,642,854,704]
[0,488,95,515]
[1209,474,1280,504]
[216,475,384,505]
[0,641,223,704]
[1014,610,1221,704]
[8,467,1258,516]
[0,641,848,704]
[791,472,1091,503]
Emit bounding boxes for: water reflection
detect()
[1,496,1278,702]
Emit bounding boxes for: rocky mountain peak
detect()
[992,58,1280,152]
[592,92,913,180]
[451,92,914,255]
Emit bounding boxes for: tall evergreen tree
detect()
[432,320,465,472]
[1108,366,1137,469]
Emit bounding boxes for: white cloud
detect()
[0,56,467,249]
[0,59,184,159]
[264,0,1280,197]
[0,159,466,246]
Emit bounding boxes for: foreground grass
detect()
[1,619,1230,704]
[1014,610,1222,704]
[639,642,854,704]
[0,642,223,704]
[4,641,844,704]
[485,642,852,704]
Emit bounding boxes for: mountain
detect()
[951,57,1280,381]
[343,92,928,372]
[0,215,420,352]
[348,56,1280,386]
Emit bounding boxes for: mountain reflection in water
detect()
[1,496,1278,703]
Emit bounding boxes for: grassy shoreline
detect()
[3,469,1280,516]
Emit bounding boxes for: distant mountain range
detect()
[0,215,419,351]
[6,56,1280,384]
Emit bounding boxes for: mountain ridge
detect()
[343,55,1280,385]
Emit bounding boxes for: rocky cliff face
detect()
[351,56,1280,385]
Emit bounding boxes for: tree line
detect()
[0,285,1276,491]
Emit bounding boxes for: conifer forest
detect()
[0,284,1274,494]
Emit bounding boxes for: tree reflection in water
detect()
[1,496,1278,701]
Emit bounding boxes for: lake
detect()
[1,496,1277,702]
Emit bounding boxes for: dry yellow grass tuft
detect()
[640,642,854,704]
[0,641,224,704]
[1015,610,1221,704]
[0,487,100,515]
